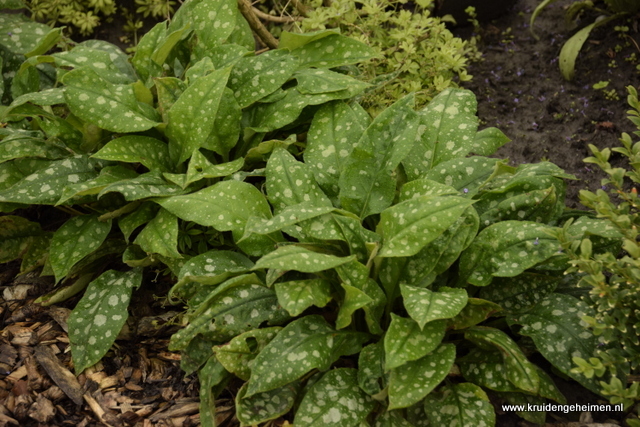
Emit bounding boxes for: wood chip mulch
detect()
[0,266,240,427]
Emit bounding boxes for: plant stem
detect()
[237,0,279,49]
[98,200,142,222]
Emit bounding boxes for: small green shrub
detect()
[0,1,620,424]
[554,85,640,427]
[298,0,479,115]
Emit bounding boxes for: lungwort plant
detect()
[0,0,619,425]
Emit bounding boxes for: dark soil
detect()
[459,0,640,209]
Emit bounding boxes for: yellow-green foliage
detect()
[25,0,175,36]
[298,0,478,114]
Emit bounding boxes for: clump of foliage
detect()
[3,0,174,37]
[530,0,640,80]
[292,0,478,114]
[0,0,623,424]
[554,85,640,427]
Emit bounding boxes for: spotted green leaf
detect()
[470,127,510,156]
[304,101,370,199]
[69,269,142,373]
[295,68,365,94]
[253,246,355,273]
[198,357,230,427]
[458,221,561,287]
[266,147,332,212]
[99,171,184,201]
[294,368,375,426]
[567,216,623,239]
[62,69,159,132]
[0,156,98,205]
[57,166,138,206]
[0,14,52,55]
[92,136,172,172]
[384,315,446,370]
[247,85,368,133]
[0,215,43,263]
[335,260,386,334]
[459,348,520,392]
[49,215,111,282]
[118,202,159,243]
[0,0,25,9]
[175,250,253,288]
[246,315,369,396]
[20,233,51,274]
[508,293,600,394]
[165,67,231,164]
[466,326,540,394]
[450,298,502,330]
[171,281,288,349]
[133,208,180,258]
[10,87,65,107]
[53,45,135,84]
[228,50,299,108]
[397,179,458,202]
[289,34,377,68]
[397,207,478,287]
[401,285,468,329]
[247,204,335,235]
[478,186,559,227]
[274,279,332,317]
[358,341,385,396]
[339,94,420,218]
[406,403,430,427]
[165,152,244,189]
[423,382,495,427]
[213,327,282,381]
[378,195,474,257]
[131,22,166,82]
[374,411,413,427]
[423,156,502,196]
[478,273,559,314]
[236,381,298,426]
[388,343,455,409]
[402,88,478,179]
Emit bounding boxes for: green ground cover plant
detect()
[0,0,626,424]
[255,0,479,115]
[553,85,640,427]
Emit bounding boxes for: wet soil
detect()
[459,0,640,208]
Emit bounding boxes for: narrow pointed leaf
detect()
[290,34,377,68]
[92,136,172,172]
[133,208,180,258]
[69,269,142,373]
[253,245,355,273]
[49,215,111,282]
[99,171,184,201]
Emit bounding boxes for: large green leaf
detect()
[62,68,159,132]
[388,343,456,409]
[0,14,54,55]
[174,249,254,288]
[358,341,385,396]
[57,166,138,205]
[53,45,135,84]
[0,132,67,164]
[68,269,142,373]
[49,215,111,282]
[424,383,495,427]
[401,284,468,329]
[294,368,375,426]
[236,381,298,426]
[423,156,500,197]
[458,221,561,287]
[0,156,98,205]
[339,94,420,218]
[508,293,600,394]
[253,245,355,273]
[304,101,370,199]
[289,33,377,68]
[99,171,184,201]
[246,315,369,396]
[92,136,172,172]
[402,88,478,178]
[378,195,474,257]
[384,315,446,370]
[166,67,231,164]
[228,49,299,108]
[479,273,559,314]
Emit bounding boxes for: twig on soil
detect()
[237,0,279,49]
[251,7,303,23]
